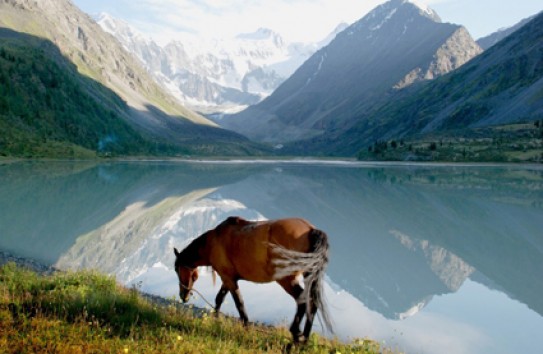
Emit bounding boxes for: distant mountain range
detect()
[323,9,543,156]
[1,0,541,159]
[477,14,537,50]
[97,13,347,115]
[0,0,261,157]
[217,0,542,158]
[223,0,483,145]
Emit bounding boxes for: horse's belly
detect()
[233,236,274,283]
[233,257,275,283]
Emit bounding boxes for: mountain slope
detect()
[330,11,543,157]
[224,0,482,144]
[477,15,536,50]
[0,0,259,156]
[0,29,149,157]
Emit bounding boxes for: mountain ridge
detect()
[302,11,543,157]
[96,13,341,115]
[223,0,482,144]
[477,14,537,50]
[0,0,262,156]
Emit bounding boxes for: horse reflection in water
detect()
[173,216,333,342]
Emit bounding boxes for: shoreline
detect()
[0,250,57,275]
[0,249,196,313]
[2,157,543,169]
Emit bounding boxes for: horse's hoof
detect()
[292,334,306,344]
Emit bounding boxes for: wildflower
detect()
[123,347,129,353]
[177,335,182,341]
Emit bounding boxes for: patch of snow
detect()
[370,8,397,31]
[408,0,432,16]
[398,300,427,320]
[96,12,338,113]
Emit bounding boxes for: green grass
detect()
[0,263,386,353]
[0,33,155,158]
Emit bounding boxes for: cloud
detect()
[93,0,386,43]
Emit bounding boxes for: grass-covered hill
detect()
[0,263,383,353]
[0,29,147,157]
[0,0,266,158]
[0,29,262,158]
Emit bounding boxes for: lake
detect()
[1,160,542,354]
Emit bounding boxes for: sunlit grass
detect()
[0,263,387,353]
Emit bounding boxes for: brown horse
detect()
[173,216,333,342]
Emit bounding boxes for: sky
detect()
[72,0,543,44]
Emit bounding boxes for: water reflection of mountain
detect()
[0,161,259,265]
[1,162,542,321]
[217,165,543,318]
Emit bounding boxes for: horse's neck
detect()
[192,234,211,267]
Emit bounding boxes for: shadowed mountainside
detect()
[0,0,264,157]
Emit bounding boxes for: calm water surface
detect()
[1,160,542,354]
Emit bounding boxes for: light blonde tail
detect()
[271,229,333,334]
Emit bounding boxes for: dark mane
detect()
[215,216,251,233]
[175,233,208,268]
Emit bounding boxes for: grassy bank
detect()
[0,263,384,353]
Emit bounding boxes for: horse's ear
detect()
[174,247,180,257]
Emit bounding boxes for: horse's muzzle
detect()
[180,290,191,303]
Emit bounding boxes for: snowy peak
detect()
[405,0,441,21]
[354,0,440,32]
[95,13,333,113]
[236,28,285,47]
[95,12,152,47]
[225,0,481,145]
[95,12,133,37]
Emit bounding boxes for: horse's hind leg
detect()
[302,298,318,339]
[277,276,306,343]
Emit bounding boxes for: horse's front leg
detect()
[223,279,249,324]
[214,285,228,316]
[231,286,249,325]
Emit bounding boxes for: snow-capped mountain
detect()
[225,0,482,145]
[97,13,330,114]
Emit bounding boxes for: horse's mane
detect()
[213,216,253,236]
[175,233,208,268]
[217,216,251,229]
[175,217,251,268]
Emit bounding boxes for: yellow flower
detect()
[123,348,129,353]
[177,335,182,341]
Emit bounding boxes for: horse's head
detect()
[173,247,199,302]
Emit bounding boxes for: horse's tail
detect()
[271,228,333,334]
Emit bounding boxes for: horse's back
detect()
[233,217,314,251]
[268,218,314,251]
[210,217,315,282]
